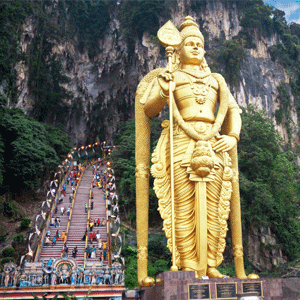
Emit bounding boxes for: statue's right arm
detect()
[144,77,168,118]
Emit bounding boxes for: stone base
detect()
[141,271,300,300]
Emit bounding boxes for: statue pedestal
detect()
[141,271,287,300]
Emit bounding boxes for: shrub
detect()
[21,217,31,229]
[3,201,16,217]
[1,257,14,265]
[13,233,24,244]
[2,247,15,258]
[0,225,6,243]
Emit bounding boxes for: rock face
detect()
[12,0,298,147]
[9,0,297,270]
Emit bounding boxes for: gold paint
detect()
[135,16,256,285]
[137,246,148,260]
[135,164,149,179]
[233,245,244,258]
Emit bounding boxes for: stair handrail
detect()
[34,167,70,262]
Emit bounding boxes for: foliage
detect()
[111,117,164,226]
[21,217,31,229]
[43,125,71,161]
[3,200,19,218]
[32,293,58,300]
[0,1,27,102]
[0,106,70,194]
[28,12,72,124]
[2,247,15,258]
[121,246,138,288]
[13,233,24,244]
[266,12,300,124]
[219,39,246,86]
[121,239,171,288]
[66,0,110,59]
[1,257,15,265]
[119,0,169,53]
[239,106,300,260]
[148,238,171,278]
[218,259,254,277]
[239,1,273,39]
[85,92,108,144]
[0,225,6,242]
[32,291,92,300]
[274,83,292,145]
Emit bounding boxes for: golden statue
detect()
[135,16,257,286]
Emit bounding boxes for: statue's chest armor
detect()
[174,72,218,122]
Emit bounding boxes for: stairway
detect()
[85,165,108,264]
[38,174,73,263]
[38,164,108,268]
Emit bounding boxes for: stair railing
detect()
[34,168,70,262]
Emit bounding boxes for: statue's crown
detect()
[179,16,204,47]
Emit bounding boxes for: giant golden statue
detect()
[135,16,257,286]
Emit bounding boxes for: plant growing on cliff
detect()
[28,11,72,125]
[219,39,246,86]
[66,0,110,59]
[119,0,169,53]
[0,1,28,102]
[274,83,293,147]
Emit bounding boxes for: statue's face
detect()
[180,36,204,65]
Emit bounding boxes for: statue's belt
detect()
[173,121,218,137]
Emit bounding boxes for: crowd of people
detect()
[44,168,83,251]
[43,162,110,267]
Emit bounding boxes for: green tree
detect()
[0,106,70,194]
[239,106,300,260]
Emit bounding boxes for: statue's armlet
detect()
[212,73,242,141]
[144,78,168,118]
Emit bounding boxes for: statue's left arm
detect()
[212,92,242,153]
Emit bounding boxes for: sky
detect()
[263,0,300,24]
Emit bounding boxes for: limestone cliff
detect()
[12,0,299,148]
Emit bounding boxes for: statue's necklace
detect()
[182,71,211,105]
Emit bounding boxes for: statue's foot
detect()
[207,267,226,278]
[247,273,259,279]
[182,267,194,271]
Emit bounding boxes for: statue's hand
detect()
[157,69,175,95]
[212,135,237,153]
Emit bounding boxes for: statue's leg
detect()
[172,135,198,270]
[206,156,226,278]
[174,160,198,270]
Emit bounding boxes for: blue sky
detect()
[263,0,300,24]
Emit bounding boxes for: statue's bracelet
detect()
[160,90,168,98]
[228,133,240,142]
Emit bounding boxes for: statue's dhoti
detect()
[151,121,232,272]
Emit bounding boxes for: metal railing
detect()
[34,169,70,262]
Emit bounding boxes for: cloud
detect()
[289,16,300,24]
[275,2,300,23]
